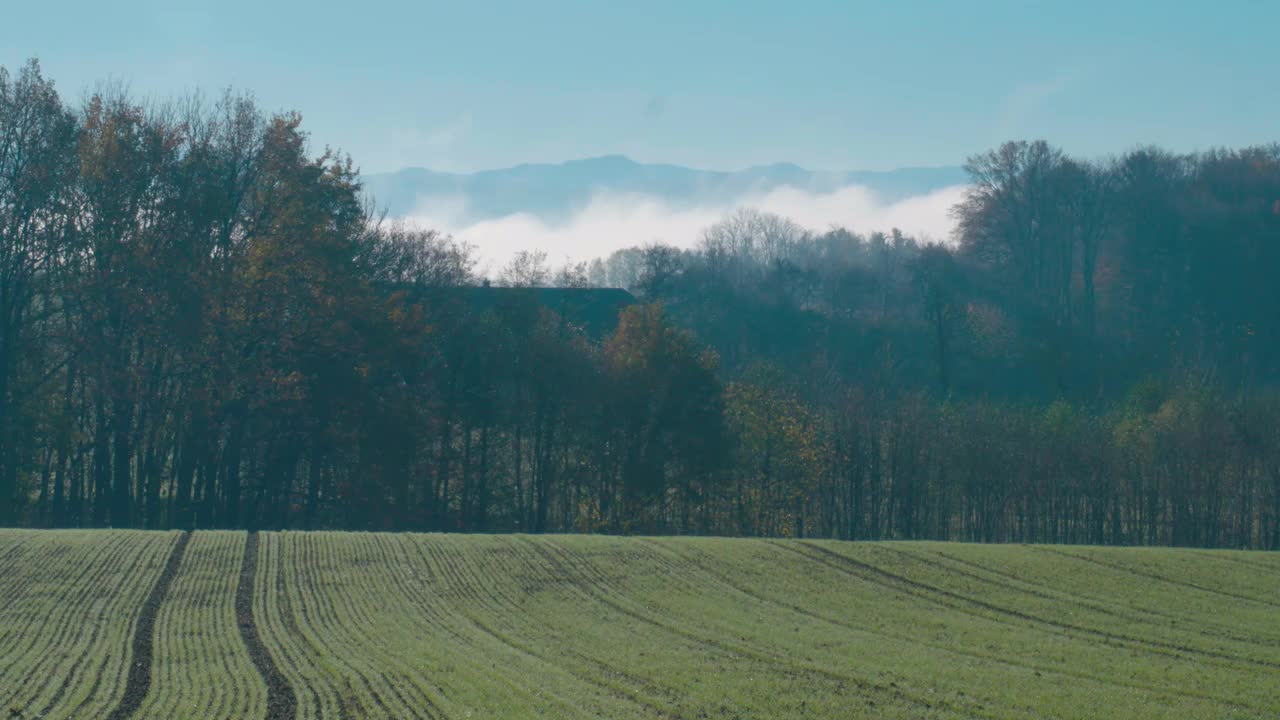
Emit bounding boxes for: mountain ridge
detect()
[361,156,967,222]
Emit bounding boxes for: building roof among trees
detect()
[467,286,638,336]
[394,285,638,337]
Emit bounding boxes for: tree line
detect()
[2,59,1278,547]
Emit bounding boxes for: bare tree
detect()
[636,243,684,296]
[553,260,592,288]
[699,208,809,273]
[366,222,477,286]
[499,249,550,287]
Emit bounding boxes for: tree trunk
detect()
[0,356,13,526]
[111,397,134,527]
[92,402,110,527]
[306,436,321,530]
[475,420,490,531]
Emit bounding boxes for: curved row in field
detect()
[0,530,178,720]
[249,533,1280,719]
[235,532,297,720]
[133,531,266,720]
[1,530,1276,719]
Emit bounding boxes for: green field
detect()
[0,531,1276,719]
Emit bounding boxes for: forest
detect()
[2,59,1279,548]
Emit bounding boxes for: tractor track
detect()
[1034,546,1280,608]
[641,539,1257,712]
[236,532,298,720]
[105,531,190,720]
[782,541,1280,672]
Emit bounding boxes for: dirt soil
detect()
[237,532,297,720]
[105,531,191,720]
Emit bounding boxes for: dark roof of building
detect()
[394,285,638,337]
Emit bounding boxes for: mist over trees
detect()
[2,59,1279,548]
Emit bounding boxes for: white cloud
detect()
[401,184,968,271]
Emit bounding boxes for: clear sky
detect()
[3,1,1277,174]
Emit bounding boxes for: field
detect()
[0,531,1277,719]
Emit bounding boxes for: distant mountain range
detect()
[361,155,967,223]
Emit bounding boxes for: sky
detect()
[3,1,1277,175]
[5,1,1277,264]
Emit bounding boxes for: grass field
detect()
[0,531,1276,719]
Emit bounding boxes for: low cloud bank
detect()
[401,184,968,271]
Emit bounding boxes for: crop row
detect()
[758,540,1276,714]
[249,534,980,719]
[1,531,1277,719]
[133,531,266,719]
[0,531,177,720]
[251,532,618,719]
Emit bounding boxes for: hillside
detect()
[1,531,1277,719]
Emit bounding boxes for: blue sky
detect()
[3,1,1277,174]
